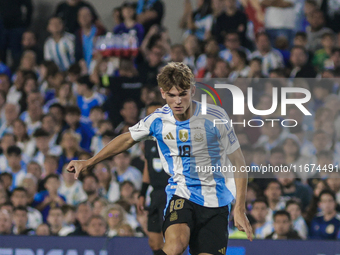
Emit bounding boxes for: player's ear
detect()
[191,85,196,97]
[160,88,166,99]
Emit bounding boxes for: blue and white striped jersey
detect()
[44,32,75,71]
[129,101,240,208]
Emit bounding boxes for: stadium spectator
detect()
[264,180,287,222]
[92,197,109,216]
[117,223,135,237]
[35,223,51,236]
[21,173,38,206]
[47,207,74,236]
[136,0,164,34]
[61,204,77,227]
[289,46,317,78]
[106,204,127,237]
[312,32,335,71]
[250,32,284,76]
[0,104,20,137]
[306,10,333,52]
[229,49,250,80]
[55,0,101,34]
[213,59,231,78]
[44,17,75,71]
[75,7,106,69]
[0,209,12,235]
[82,174,101,204]
[19,31,43,67]
[285,200,308,239]
[76,75,104,122]
[277,171,312,211]
[13,119,35,158]
[88,107,105,134]
[309,190,340,239]
[219,32,251,65]
[112,151,142,190]
[93,161,120,203]
[265,210,301,240]
[260,0,296,47]
[114,2,144,45]
[90,123,114,155]
[32,174,66,222]
[0,0,33,65]
[6,146,26,190]
[86,215,107,236]
[181,0,213,41]
[211,0,249,46]
[114,99,139,135]
[10,187,42,230]
[64,106,94,151]
[250,198,273,239]
[44,82,75,114]
[68,201,92,236]
[138,45,166,87]
[58,164,87,206]
[12,206,35,235]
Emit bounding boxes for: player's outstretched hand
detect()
[66,160,91,179]
[137,196,145,215]
[234,209,253,241]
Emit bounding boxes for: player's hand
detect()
[137,196,145,215]
[234,208,253,241]
[66,160,91,179]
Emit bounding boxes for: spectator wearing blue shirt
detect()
[76,76,104,123]
[75,7,106,69]
[57,130,82,174]
[309,190,340,240]
[32,174,66,223]
[0,61,11,79]
[114,2,144,46]
[64,105,94,151]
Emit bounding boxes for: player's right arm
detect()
[67,132,137,179]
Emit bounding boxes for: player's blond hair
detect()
[157,62,194,92]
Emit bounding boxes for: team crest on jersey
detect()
[194,132,204,142]
[228,130,237,145]
[179,129,189,142]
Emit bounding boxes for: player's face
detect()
[161,86,195,120]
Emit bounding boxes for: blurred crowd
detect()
[0,0,340,241]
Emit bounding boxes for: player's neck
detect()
[173,101,196,122]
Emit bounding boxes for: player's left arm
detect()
[228,148,253,241]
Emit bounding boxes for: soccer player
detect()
[67,62,252,255]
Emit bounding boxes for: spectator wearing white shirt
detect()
[250,32,284,76]
[0,103,20,138]
[260,0,297,47]
[93,161,120,203]
[229,49,251,80]
[112,151,142,190]
[264,180,288,222]
[47,207,75,236]
[250,198,274,239]
[5,146,26,190]
[0,133,16,172]
[219,32,251,65]
[59,164,87,206]
[10,187,42,230]
[285,200,308,239]
[44,17,75,71]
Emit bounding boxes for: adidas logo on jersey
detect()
[218,247,226,254]
[164,132,174,140]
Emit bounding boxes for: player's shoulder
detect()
[142,104,172,123]
[204,103,228,118]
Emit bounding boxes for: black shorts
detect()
[162,195,229,255]
[147,189,167,233]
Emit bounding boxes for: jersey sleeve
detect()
[129,115,154,142]
[216,109,240,154]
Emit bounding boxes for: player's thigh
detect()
[163,223,190,255]
[148,231,164,250]
[190,212,229,255]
